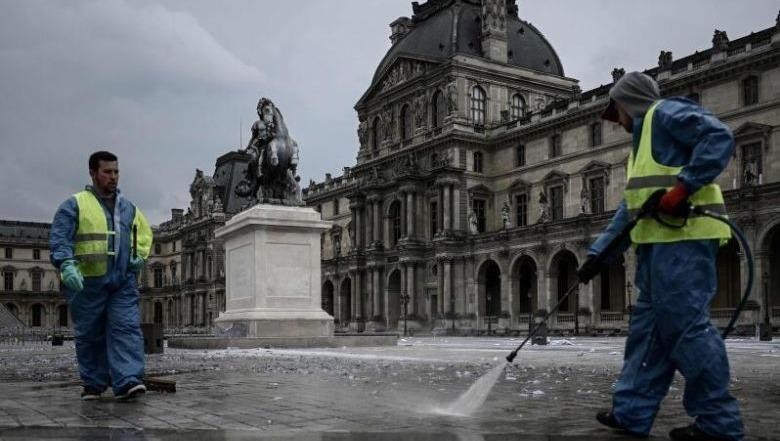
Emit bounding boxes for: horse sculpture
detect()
[236,98,302,205]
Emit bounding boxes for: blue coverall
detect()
[49,187,145,395]
[589,98,744,440]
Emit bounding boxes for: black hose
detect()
[693,207,754,339]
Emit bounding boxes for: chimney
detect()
[389,17,413,45]
[171,208,184,222]
[481,0,508,63]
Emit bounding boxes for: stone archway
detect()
[764,225,780,323]
[386,270,402,328]
[595,255,626,312]
[30,303,45,327]
[340,277,352,323]
[154,301,164,325]
[322,280,335,316]
[57,304,68,328]
[477,259,502,318]
[511,256,538,321]
[549,250,578,313]
[713,238,741,309]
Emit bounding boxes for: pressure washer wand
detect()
[506,190,664,364]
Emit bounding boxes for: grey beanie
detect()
[602,71,661,121]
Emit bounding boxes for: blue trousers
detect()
[66,275,144,394]
[612,240,743,440]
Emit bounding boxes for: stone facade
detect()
[0,221,65,330]
[304,1,780,335]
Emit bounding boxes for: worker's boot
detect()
[596,410,648,439]
[669,424,732,441]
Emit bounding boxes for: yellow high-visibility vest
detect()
[624,101,731,244]
[73,190,152,277]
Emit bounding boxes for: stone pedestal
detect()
[214,204,334,339]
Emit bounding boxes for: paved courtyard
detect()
[0,337,778,440]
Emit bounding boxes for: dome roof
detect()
[369,1,564,88]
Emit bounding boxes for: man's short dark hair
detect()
[89,151,118,171]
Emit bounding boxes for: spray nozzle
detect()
[506,351,517,363]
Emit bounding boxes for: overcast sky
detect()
[1,0,776,224]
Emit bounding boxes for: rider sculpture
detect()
[236,97,302,205]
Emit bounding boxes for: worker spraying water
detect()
[444,72,749,441]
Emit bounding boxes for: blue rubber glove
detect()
[128,256,146,272]
[60,260,84,293]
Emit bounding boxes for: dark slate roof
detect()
[0,221,50,244]
[368,0,564,90]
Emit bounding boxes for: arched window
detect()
[58,305,68,327]
[511,94,525,119]
[470,86,486,126]
[432,90,446,128]
[31,304,44,327]
[371,117,381,151]
[401,104,413,140]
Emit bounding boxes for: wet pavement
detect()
[0,337,778,440]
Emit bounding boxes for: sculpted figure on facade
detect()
[414,92,426,128]
[580,183,590,214]
[236,97,302,205]
[445,77,458,114]
[382,106,394,141]
[712,30,729,52]
[538,191,550,223]
[357,116,369,148]
[501,201,512,229]
[658,50,673,69]
[468,209,478,235]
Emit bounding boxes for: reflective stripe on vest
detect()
[624,100,731,244]
[73,191,113,277]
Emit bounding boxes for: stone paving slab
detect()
[0,337,778,440]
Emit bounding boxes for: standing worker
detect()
[581,72,743,441]
[49,151,153,401]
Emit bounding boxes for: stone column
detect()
[406,263,415,317]
[333,276,342,323]
[356,271,364,320]
[437,186,444,233]
[400,192,407,238]
[373,268,382,318]
[406,191,415,239]
[350,271,357,321]
[444,259,452,316]
[452,186,461,231]
[373,200,381,243]
[366,268,374,319]
[443,185,451,232]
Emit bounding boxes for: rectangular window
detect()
[473,152,483,173]
[3,272,13,291]
[333,199,340,216]
[171,264,177,285]
[172,241,177,252]
[154,243,161,255]
[550,134,562,158]
[741,142,763,185]
[590,123,602,147]
[515,194,528,227]
[550,186,564,221]
[4,248,11,259]
[33,249,41,260]
[589,177,605,215]
[430,201,438,238]
[32,272,41,292]
[743,76,758,106]
[154,268,163,289]
[473,199,486,233]
[515,144,526,167]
